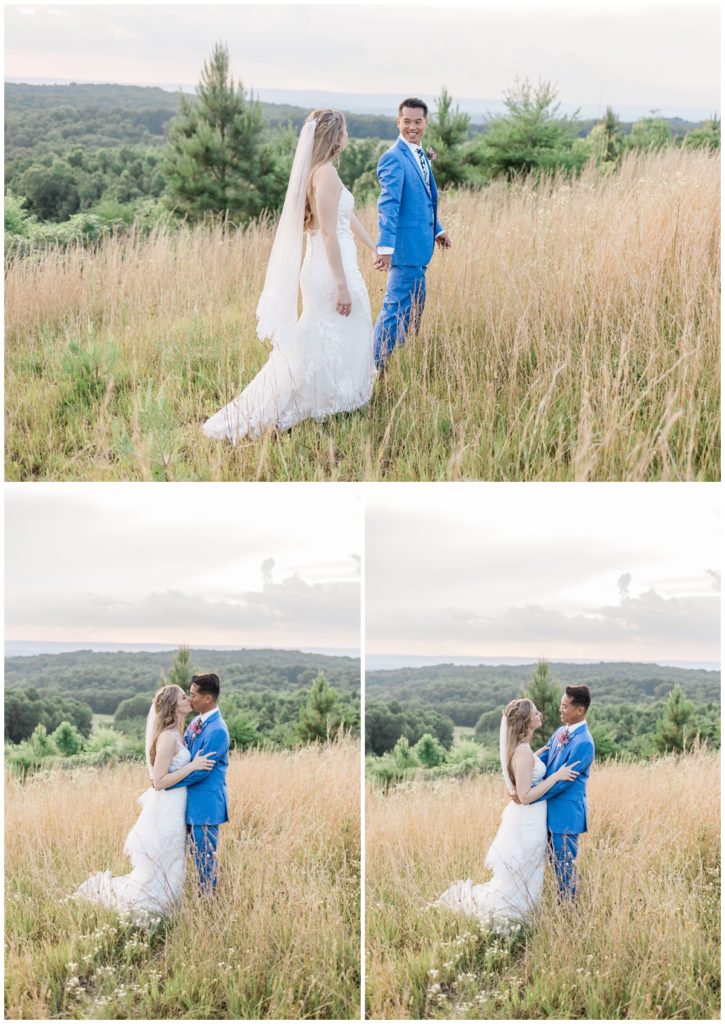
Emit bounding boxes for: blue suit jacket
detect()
[536,723,595,835]
[376,139,443,268]
[168,709,230,826]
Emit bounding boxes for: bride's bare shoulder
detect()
[513,742,534,761]
[311,162,341,188]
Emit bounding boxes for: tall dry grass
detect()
[5,147,719,480]
[5,740,360,1019]
[366,750,720,1019]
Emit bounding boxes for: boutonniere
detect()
[558,728,570,748]
[426,147,438,162]
[189,718,203,738]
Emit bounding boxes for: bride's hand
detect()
[335,284,352,317]
[191,749,216,771]
[554,760,580,782]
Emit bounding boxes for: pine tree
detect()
[525,659,561,739]
[164,42,267,224]
[297,673,344,742]
[480,77,585,179]
[654,685,697,753]
[413,732,445,768]
[164,646,193,688]
[425,87,478,187]
[52,720,84,756]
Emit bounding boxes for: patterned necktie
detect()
[415,146,431,192]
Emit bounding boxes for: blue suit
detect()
[374,138,444,366]
[537,723,595,899]
[168,708,229,892]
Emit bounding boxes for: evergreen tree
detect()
[654,685,697,753]
[524,659,561,739]
[52,720,84,756]
[414,732,445,768]
[297,673,344,742]
[164,646,193,688]
[587,106,624,164]
[163,42,267,224]
[480,78,585,179]
[425,87,478,188]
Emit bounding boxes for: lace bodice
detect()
[168,738,190,773]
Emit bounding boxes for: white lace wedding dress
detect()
[435,754,547,932]
[74,740,189,923]
[203,186,376,441]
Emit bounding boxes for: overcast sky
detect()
[366,484,721,663]
[5,484,362,648]
[4,2,720,118]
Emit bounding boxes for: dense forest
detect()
[5,48,719,251]
[366,660,720,724]
[5,647,360,772]
[6,645,359,711]
[365,660,720,784]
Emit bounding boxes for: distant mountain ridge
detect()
[5,646,361,715]
[5,81,707,158]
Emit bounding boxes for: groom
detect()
[536,685,595,901]
[373,98,452,368]
[168,672,229,893]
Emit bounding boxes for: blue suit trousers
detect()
[373,265,427,366]
[188,824,220,893]
[548,831,579,900]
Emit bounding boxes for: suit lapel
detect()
[397,139,430,194]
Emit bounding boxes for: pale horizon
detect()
[4,3,720,120]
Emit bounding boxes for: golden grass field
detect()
[5,740,360,1019]
[5,147,719,481]
[366,749,720,1019]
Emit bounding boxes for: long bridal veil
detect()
[255,117,317,356]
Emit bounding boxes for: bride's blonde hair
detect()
[504,698,536,783]
[149,685,183,767]
[304,108,347,229]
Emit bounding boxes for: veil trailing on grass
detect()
[255,118,317,357]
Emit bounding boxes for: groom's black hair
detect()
[191,672,220,700]
[565,685,591,711]
[399,97,428,117]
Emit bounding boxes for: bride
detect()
[74,685,215,922]
[435,698,579,932]
[203,109,377,442]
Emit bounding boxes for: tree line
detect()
[5,645,359,714]
[6,44,719,251]
[6,647,357,776]
[366,660,720,788]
